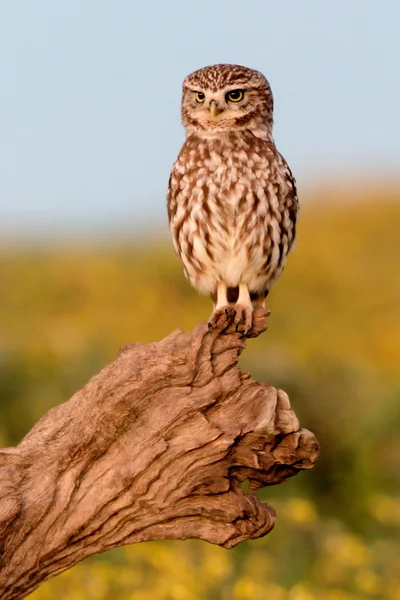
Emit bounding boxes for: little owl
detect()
[167,64,298,333]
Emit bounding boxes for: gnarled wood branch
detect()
[0,309,319,600]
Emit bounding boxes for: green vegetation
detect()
[1,188,399,599]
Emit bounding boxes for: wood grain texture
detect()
[0,309,319,600]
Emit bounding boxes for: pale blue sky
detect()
[0,0,399,237]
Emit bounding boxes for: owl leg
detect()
[235,283,253,334]
[208,281,234,331]
[251,292,266,310]
[215,280,228,310]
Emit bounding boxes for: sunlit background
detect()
[1,1,399,599]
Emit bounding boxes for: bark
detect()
[0,309,319,600]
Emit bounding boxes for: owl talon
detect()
[234,305,253,336]
[208,306,235,332]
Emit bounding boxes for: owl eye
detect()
[194,91,206,103]
[226,90,244,102]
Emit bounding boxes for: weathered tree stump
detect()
[0,309,319,600]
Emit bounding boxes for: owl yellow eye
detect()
[226,89,244,102]
[194,91,205,103]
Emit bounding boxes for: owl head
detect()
[181,64,274,138]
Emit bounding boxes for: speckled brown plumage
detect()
[167,64,298,332]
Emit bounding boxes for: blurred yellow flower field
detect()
[1,186,399,598]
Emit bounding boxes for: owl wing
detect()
[167,168,182,258]
[257,151,299,292]
[279,153,299,253]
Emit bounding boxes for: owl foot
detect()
[208,306,235,333]
[233,283,253,335]
[234,305,253,335]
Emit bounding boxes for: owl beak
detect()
[209,100,223,119]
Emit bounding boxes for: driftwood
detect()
[0,309,318,600]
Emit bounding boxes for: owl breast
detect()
[167,133,297,295]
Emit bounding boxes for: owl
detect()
[167,64,298,333]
